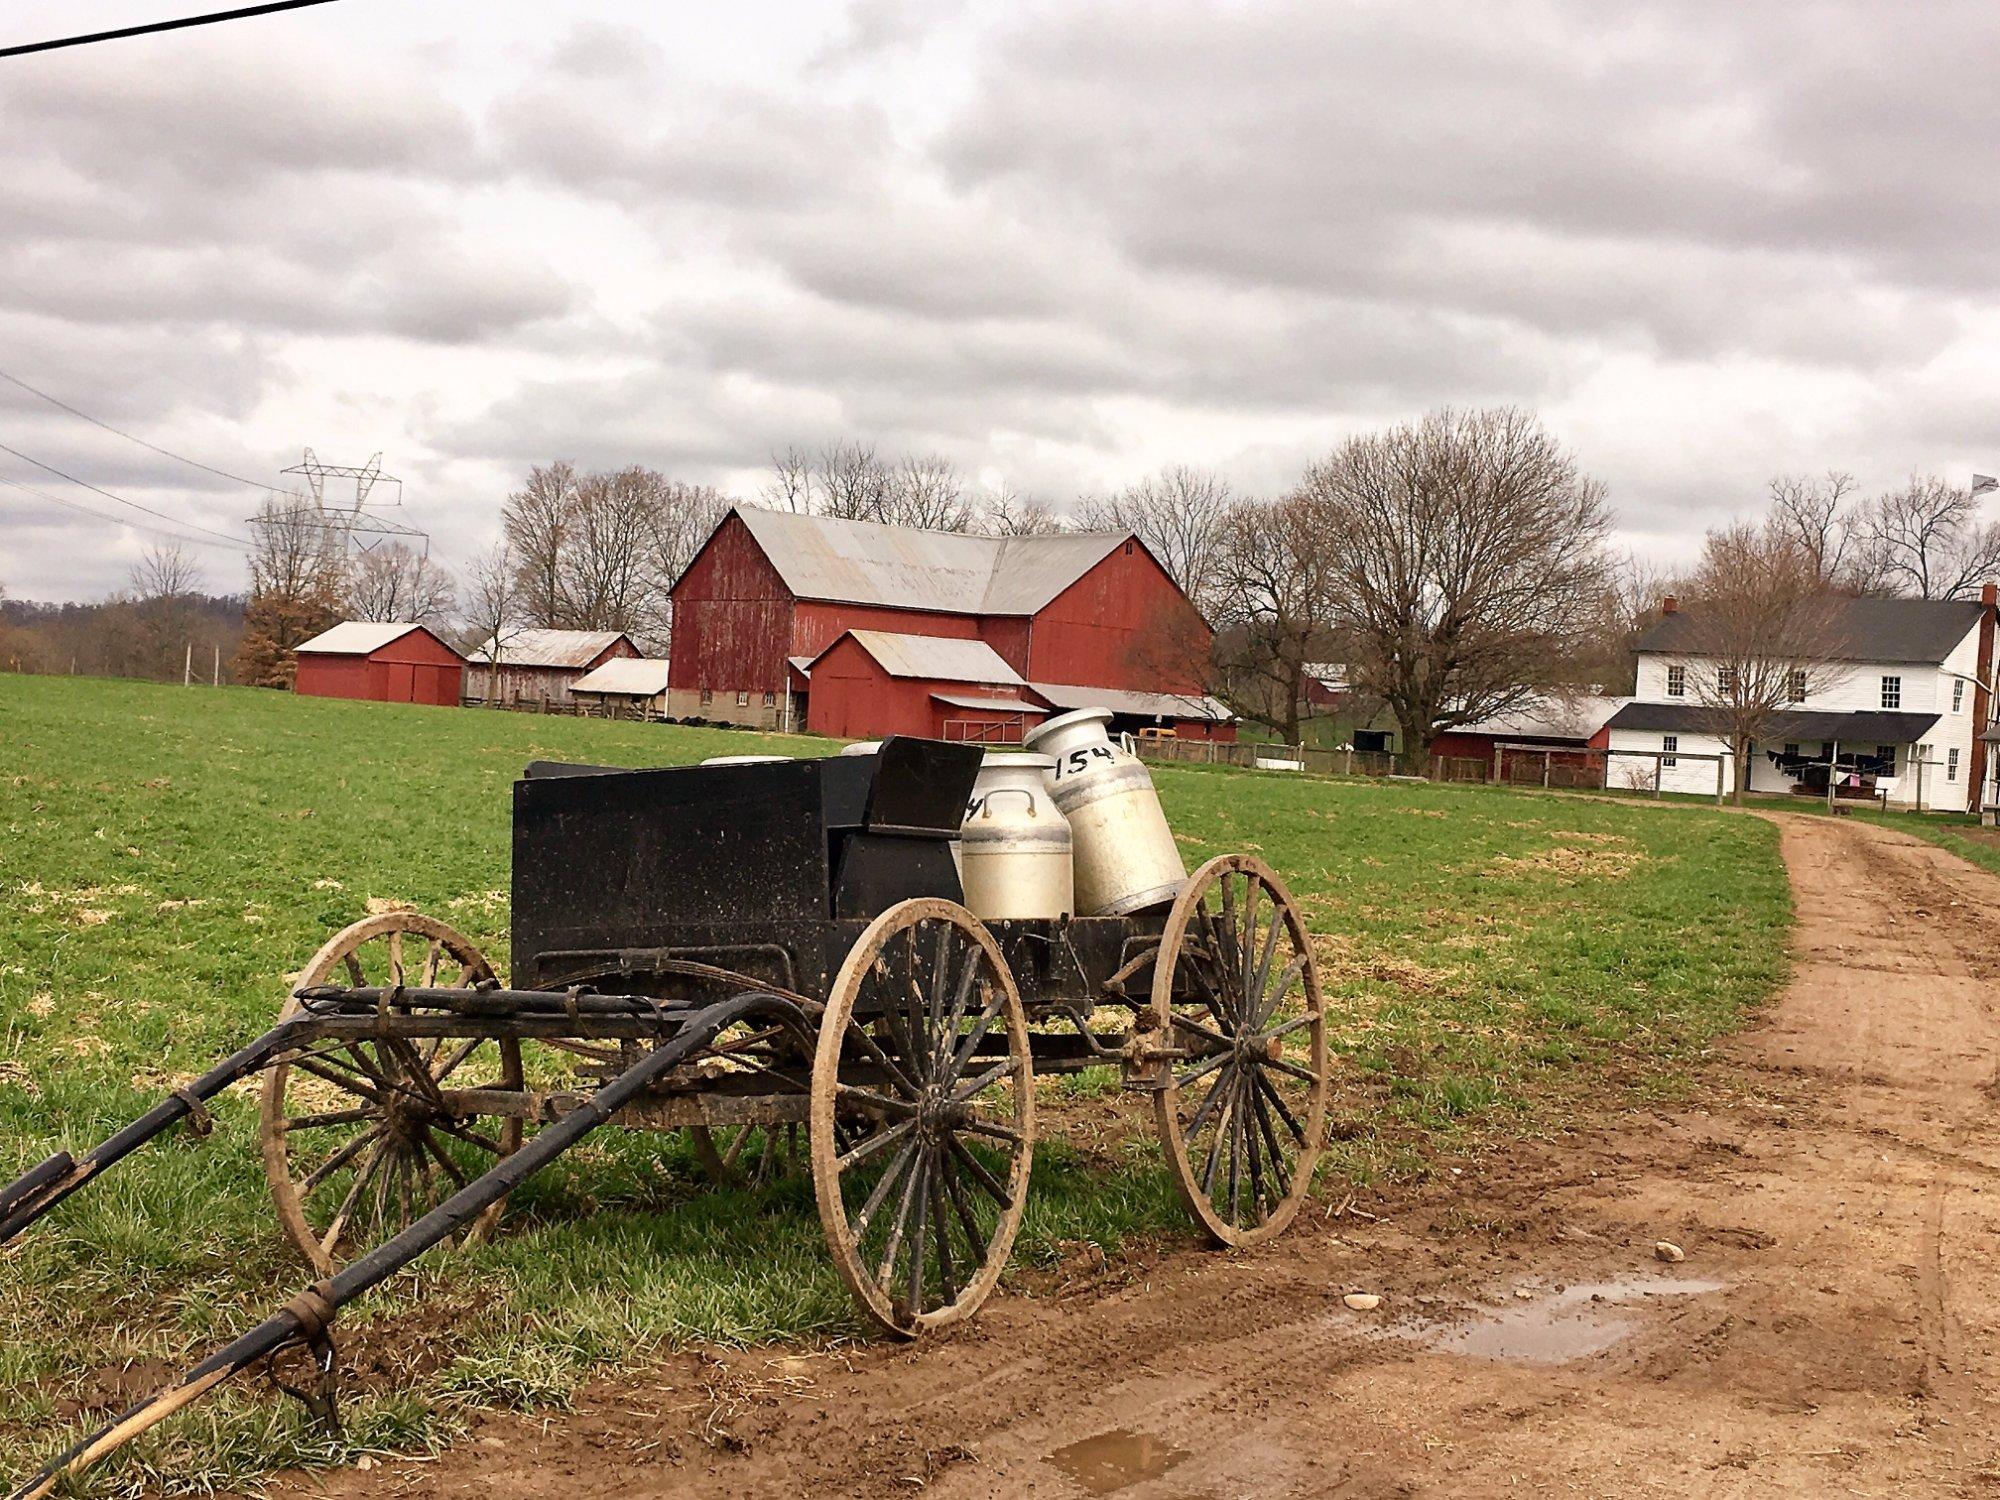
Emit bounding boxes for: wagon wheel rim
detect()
[1152,854,1327,1248]
[260,912,524,1277]
[811,898,1035,1339]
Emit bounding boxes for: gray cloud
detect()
[3,0,1996,601]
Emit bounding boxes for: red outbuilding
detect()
[804,630,1047,742]
[668,508,1234,742]
[293,621,465,707]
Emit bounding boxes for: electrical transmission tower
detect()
[253,448,430,557]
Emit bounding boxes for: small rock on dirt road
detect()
[1654,1240,1686,1263]
[1343,1292,1382,1311]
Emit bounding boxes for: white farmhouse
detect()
[1603,590,1997,811]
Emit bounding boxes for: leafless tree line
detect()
[499,461,731,651]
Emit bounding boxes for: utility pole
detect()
[183,643,192,686]
[212,645,221,686]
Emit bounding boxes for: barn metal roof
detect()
[730,507,1130,616]
[466,629,633,668]
[571,658,671,696]
[930,693,1045,713]
[296,621,437,657]
[1028,681,1235,721]
[1453,694,1626,742]
[1637,597,1984,665]
[819,630,1026,685]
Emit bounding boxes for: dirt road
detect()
[277,813,2000,1497]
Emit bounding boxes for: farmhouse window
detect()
[1788,670,1808,703]
[1880,675,1902,709]
[1954,679,1966,712]
[1661,734,1678,768]
[763,690,776,707]
[1949,748,1961,782]
[1875,744,1897,775]
[1665,664,1685,697]
[699,688,712,706]
[1716,665,1737,694]
[1783,743,1799,758]
[736,690,751,707]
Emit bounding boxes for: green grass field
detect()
[0,674,1791,1492]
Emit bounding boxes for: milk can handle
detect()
[978,786,1038,818]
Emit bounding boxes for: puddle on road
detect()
[1378,1274,1726,1366]
[1046,1428,1190,1494]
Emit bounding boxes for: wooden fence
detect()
[1136,737,1488,784]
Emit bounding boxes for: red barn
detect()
[669,508,1234,741]
[293,621,464,707]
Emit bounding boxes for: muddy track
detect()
[270,814,2000,1497]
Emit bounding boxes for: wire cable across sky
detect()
[0,440,251,547]
[0,472,250,554]
[0,368,271,490]
[0,1,344,60]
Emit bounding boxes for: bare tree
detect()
[463,542,519,705]
[763,446,814,513]
[815,441,895,521]
[1678,522,1849,802]
[131,542,203,602]
[234,491,346,687]
[1077,466,1232,614]
[1301,407,1612,767]
[882,453,973,531]
[1576,551,1682,694]
[645,479,733,647]
[978,483,1065,536]
[1851,474,2000,599]
[1767,471,1861,588]
[1208,494,1340,745]
[345,543,456,625]
[503,461,577,626]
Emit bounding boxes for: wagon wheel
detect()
[1152,854,1327,1247]
[811,898,1035,1339]
[260,912,524,1277]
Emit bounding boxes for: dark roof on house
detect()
[1636,597,1984,666]
[706,507,1135,617]
[1606,701,1941,743]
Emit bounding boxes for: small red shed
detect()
[804,630,1047,743]
[293,621,465,707]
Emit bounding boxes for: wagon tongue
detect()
[0,1151,74,1225]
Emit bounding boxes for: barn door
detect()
[388,662,416,701]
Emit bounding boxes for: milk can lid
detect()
[1023,706,1113,747]
[978,751,1056,770]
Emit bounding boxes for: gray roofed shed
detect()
[467,629,635,668]
[821,630,1026,685]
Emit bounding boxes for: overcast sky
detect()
[2,0,1996,601]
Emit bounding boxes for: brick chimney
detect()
[1661,594,1678,615]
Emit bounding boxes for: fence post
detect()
[1542,750,1551,789]
[1715,755,1724,808]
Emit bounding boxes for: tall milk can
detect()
[1024,707,1186,916]
[958,753,1074,921]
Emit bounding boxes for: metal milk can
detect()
[958,752,1075,921]
[1023,707,1186,916]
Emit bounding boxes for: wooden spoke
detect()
[261,911,522,1277]
[1153,855,1328,1248]
[813,898,1033,1339]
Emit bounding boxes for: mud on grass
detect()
[0,676,1788,1493]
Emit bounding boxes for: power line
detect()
[0,440,251,546]
[0,473,249,554]
[0,0,344,59]
[0,367,271,489]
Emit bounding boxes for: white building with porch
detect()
[1603,593,1996,812]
